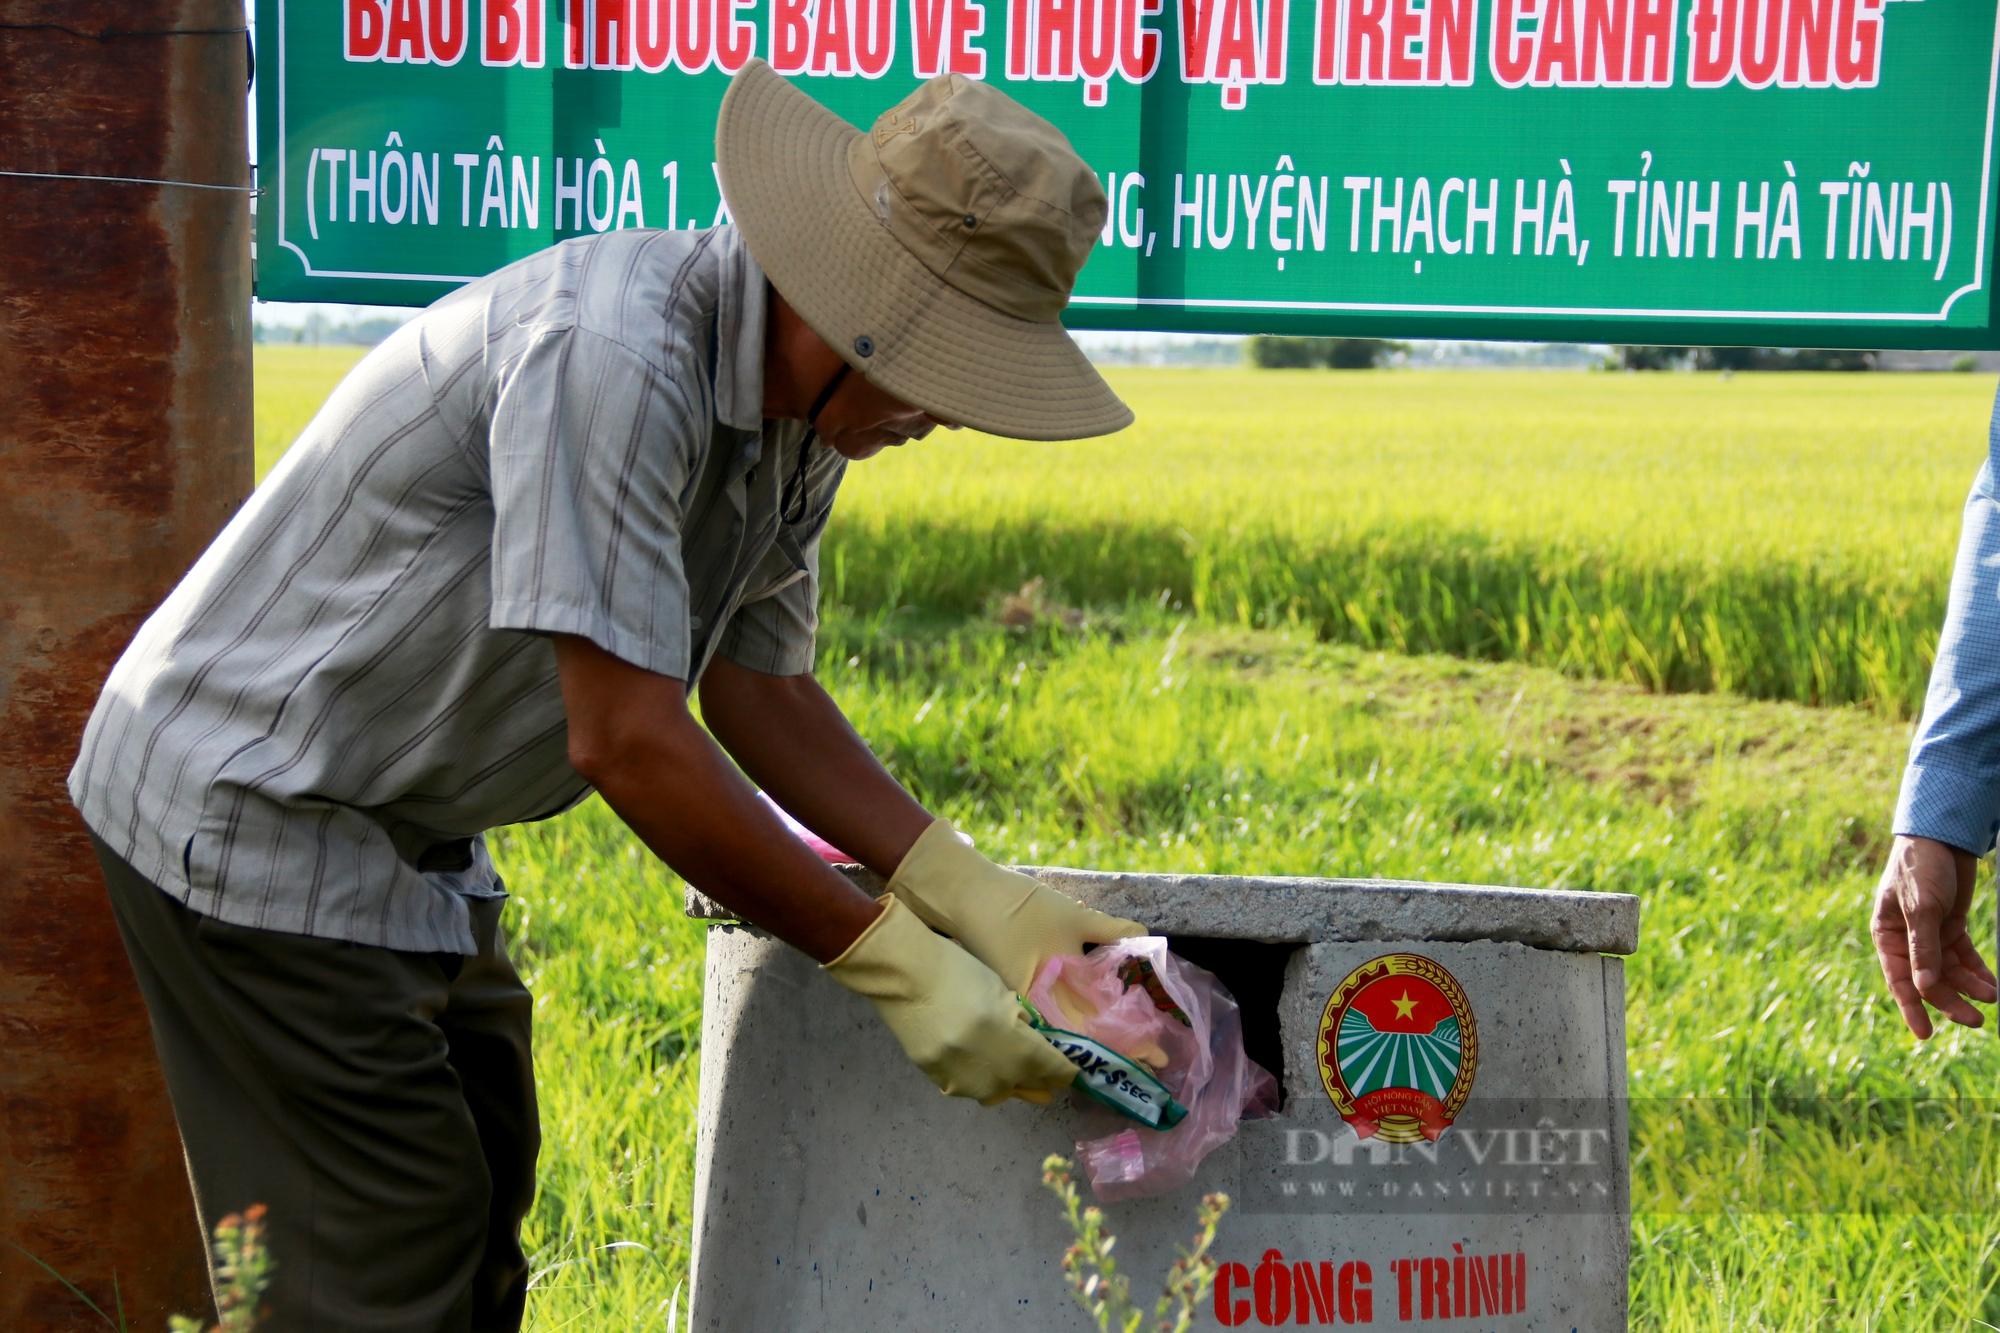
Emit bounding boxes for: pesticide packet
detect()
[1028,937,1279,1201]
[1021,999,1189,1130]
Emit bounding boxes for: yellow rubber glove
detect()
[823,895,1080,1104]
[887,818,1148,994]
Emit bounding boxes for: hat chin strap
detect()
[807,363,852,429]
[783,363,852,525]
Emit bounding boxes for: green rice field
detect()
[253,345,367,480]
[830,370,1995,718]
[251,350,2000,1330]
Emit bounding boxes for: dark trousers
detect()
[94,835,539,1333]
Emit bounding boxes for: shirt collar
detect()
[713,227,767,434]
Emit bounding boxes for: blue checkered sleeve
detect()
[1895,389,2000,856]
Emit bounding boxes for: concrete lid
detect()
[685,864,1639,955]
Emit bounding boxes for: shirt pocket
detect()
[740,529,811,604]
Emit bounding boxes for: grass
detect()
[243,362,2000,1329]
[252,346,368,479]
[497,807,705,1325]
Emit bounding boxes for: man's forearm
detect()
[1897,460,2000,855]
[699,655,935,876]
[595,734,882,962]
[554,636,882,963]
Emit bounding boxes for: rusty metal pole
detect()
[0,3,253,1327]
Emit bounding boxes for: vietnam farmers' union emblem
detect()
[1317,953,1478,1145]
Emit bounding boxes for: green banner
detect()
[256,0,2000,345]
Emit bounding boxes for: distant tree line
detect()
[1086,338,1245,368]
[1246,337,1408,369]
[1611,346,1878,372]
[1247,337,1894,372]
[252,314,409,347]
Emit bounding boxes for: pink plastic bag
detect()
[1028,937,1279,1201]
[756,791,852,863]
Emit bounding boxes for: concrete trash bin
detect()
[687,868,1639,1331]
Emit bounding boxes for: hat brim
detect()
[715,61,1133,442]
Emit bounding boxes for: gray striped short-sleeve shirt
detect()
[69,227,845,954]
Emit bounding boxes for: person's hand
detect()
[823,895,1079,1104]
[1872,835,1997,1037]
[887,818,1147,993]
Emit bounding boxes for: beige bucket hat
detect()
[715,61,1133,441]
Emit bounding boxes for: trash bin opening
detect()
[1163,937,1299,1110]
